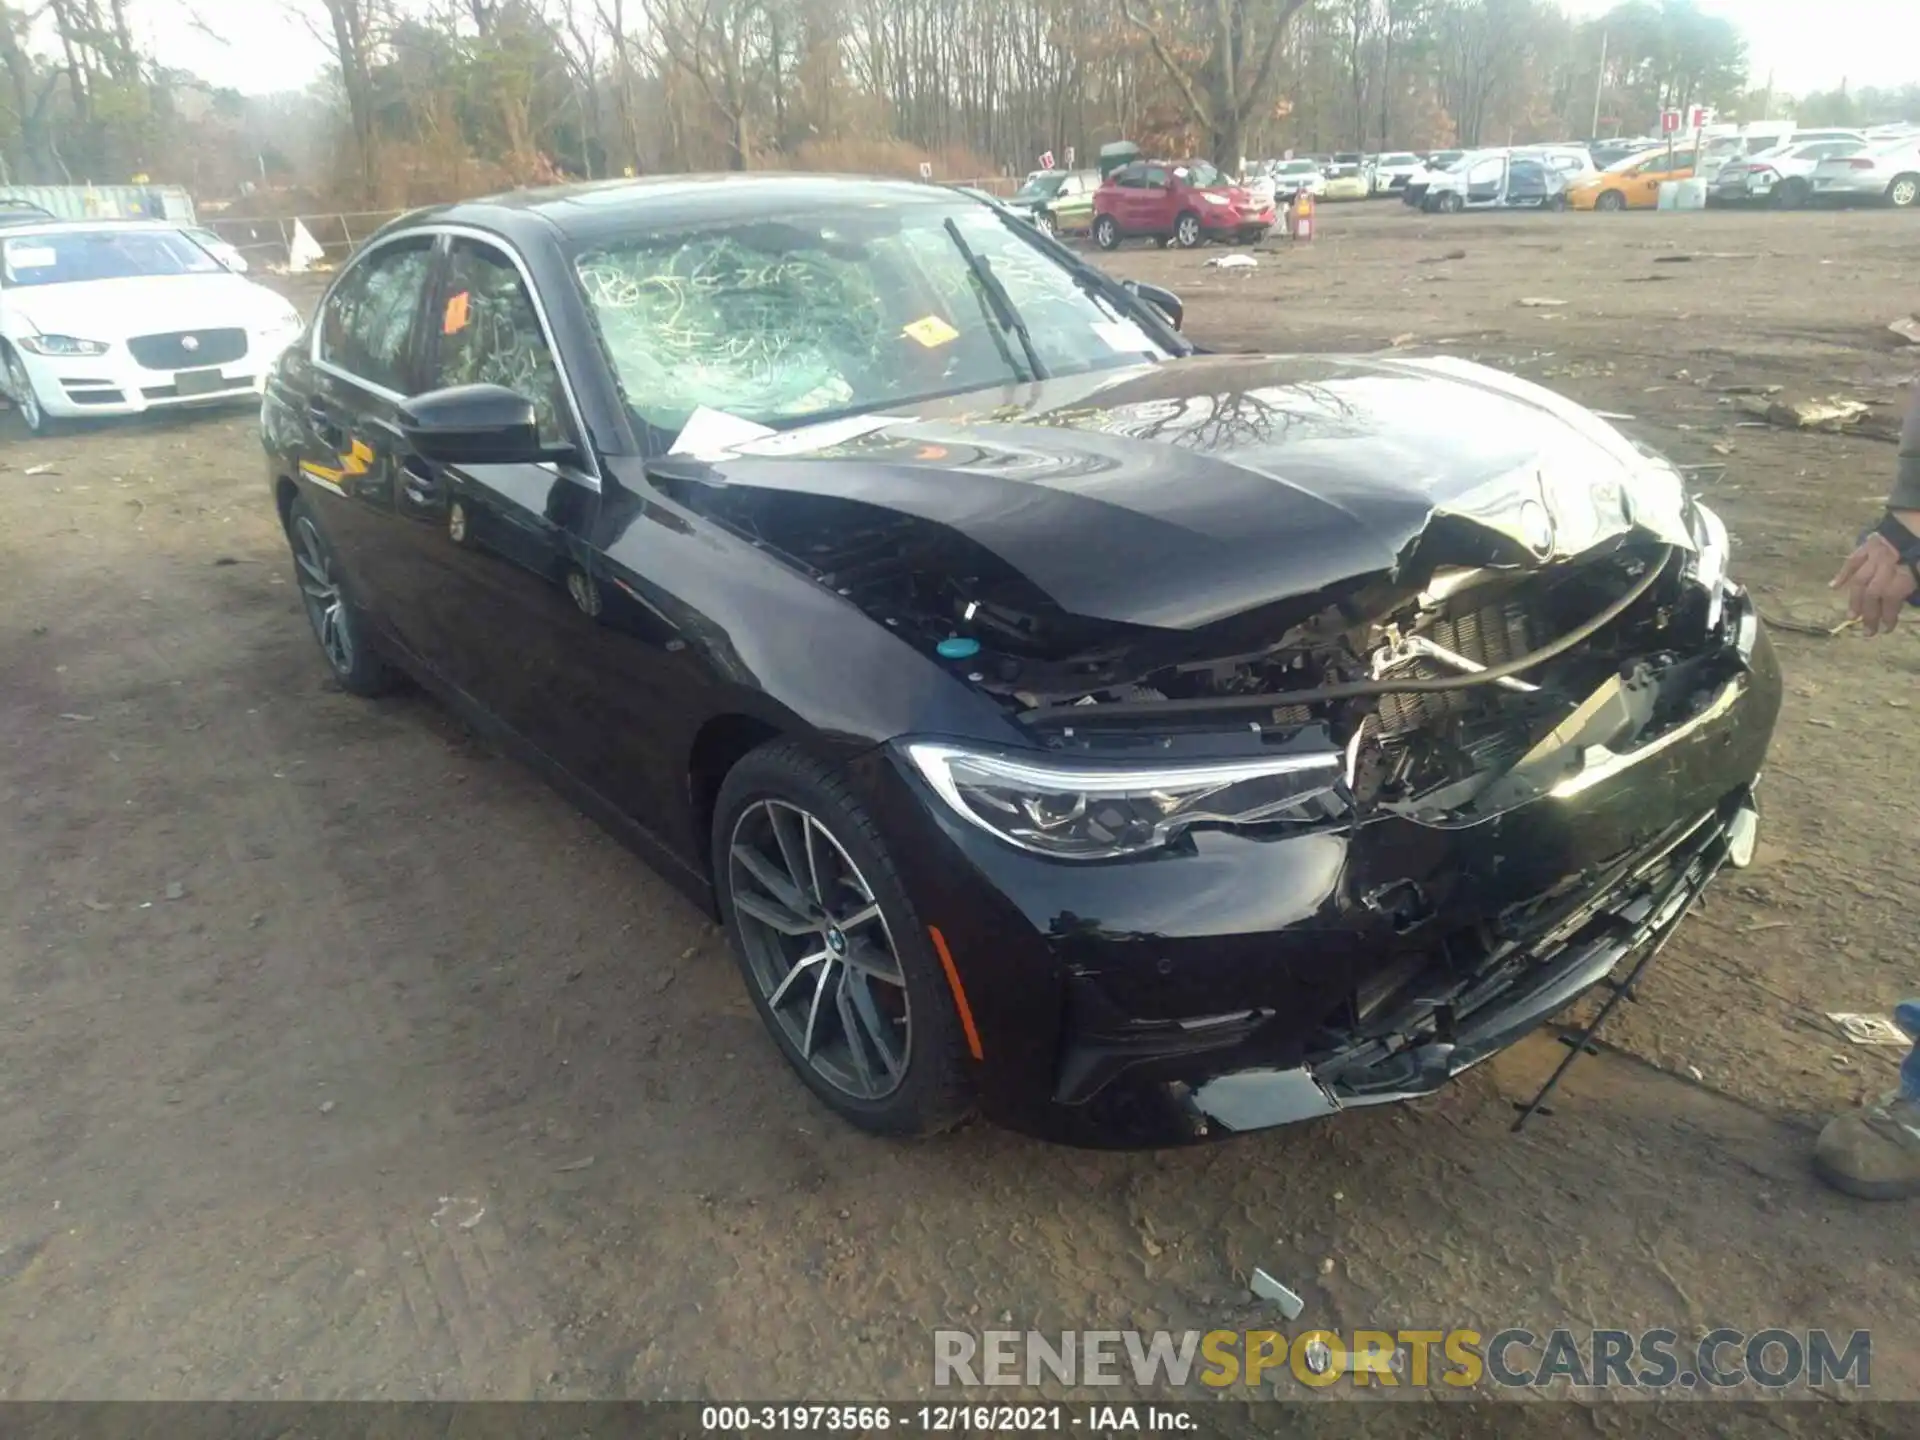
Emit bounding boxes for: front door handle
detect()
[307,403,344,448]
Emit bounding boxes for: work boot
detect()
[1814,1091,1920,1200]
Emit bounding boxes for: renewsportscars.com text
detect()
[932,1328,1871,1391]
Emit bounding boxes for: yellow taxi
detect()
[1568,147,1696,210]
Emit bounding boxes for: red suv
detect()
[1092,159,1276,249]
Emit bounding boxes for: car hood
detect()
[666,353,1694,632]
[4,273,289,340]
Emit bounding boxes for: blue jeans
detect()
[1901,1001,1920,1101]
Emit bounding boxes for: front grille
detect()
[127,328,248,371]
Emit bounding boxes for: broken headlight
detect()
[1690,500,1731,629]
[904,743,1345,860]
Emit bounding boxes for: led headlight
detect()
[904,743,1345,860]
[18,334,109,357]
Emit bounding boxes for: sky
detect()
[138,0,1920,101]
[1555,0,1914,96]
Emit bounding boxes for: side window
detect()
[318,239,434,393]
[1144,165,1169,188]
[1511,161,1547,187]
[430,238,569,448]
[1114,165,1142,189]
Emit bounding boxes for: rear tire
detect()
[1173,211,1204,248]
[713,740,975,1138]
[1595,189,1627,212]
[284,498,399,697]
[1775,177,1810,209]
[1034,209,1057,236]
[1887,174,1919,209]
[1093,214,1121,250]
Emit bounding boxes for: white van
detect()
[1420,151,1570,212]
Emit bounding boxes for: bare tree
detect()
[0,0,67,180]
[304,0,384,199]
[1118,0,1312,168]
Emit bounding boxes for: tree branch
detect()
[1237,0,1309,122]
[1118,0,1214,130]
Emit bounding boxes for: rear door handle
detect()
[401,459,440,506]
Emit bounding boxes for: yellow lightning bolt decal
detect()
[299,437,376,488]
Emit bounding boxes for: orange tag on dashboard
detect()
[902,314,959,348]
[443,291,471,334]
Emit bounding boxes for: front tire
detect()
[3,347,59,436]
[1093,214,1121,250]
[1034,209,1057,236]
[713,741,974,1137]
[1437,191,1464,213]
[1173,211,1204,248]
[285,498,398,696]
[1775,177,1810,209]
[1595,189,1627,212]
[1887,174,1919,209]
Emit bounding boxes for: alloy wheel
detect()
[292,514,355,675]
[1175,214,1202,247]
[1035,210,1056,236]
[1890,177,1918,209]
[5,352,43,432]
[728,798,910,1100]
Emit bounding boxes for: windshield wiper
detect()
[985,210,1195,358]
[942,217,1047,382]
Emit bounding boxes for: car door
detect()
[385,231,606,769]
[1505,159,1551,207]
[1638,159,1687,203]
[1137,165,1172,233]
[1463,156,1505,208]
[301,234,438,621]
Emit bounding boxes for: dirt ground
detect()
[2,204,1918,1411]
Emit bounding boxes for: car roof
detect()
[381,174,985,249]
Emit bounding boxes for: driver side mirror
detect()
[1123,278,1184,331]
[399,384,545,465]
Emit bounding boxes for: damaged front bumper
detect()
[853,612,1781,1150]
[1185,788,1752,1136]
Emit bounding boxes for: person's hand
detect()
[1832,513,1920,636]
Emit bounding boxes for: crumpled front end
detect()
[848,490,1779,1147]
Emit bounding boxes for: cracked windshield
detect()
[574,203,1170,438]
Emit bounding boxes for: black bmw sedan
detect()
[261,175,1780,1148]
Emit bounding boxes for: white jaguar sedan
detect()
[1,220,306,434]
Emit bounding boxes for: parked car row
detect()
[1387,128,1920,215]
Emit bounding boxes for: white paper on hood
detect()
[730,414,906,457]
[1091,318,1155,354]
[668,406,778,460]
